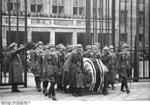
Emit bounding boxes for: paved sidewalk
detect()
[0,73,150,101]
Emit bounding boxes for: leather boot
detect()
[48,90,52,98]
[43,88,47,96]
[124,82,130,94]
[37,82,41,92]
[121,81,126,92]
[12,84,20,92]
[52,95,57,100]
[111,84,115,90]
[103,87,108,95]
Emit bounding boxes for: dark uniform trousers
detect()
[32,68,41,92]
[46,63,57,100]
[120,73,130,93]
[49,81,56,97]
[117,52,131,94]
[63,71,69,93]
[35,76,41,91]
[43,80,48,94]
[42,80,56,98]
[70,53,83,96]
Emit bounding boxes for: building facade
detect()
[1,0,149,48]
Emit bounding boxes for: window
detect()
[52,0,64,14]
[52,6,57,14]
[37,4,43,12]
[59,6,64,14]
[30,0,43,13]
[7,2,20,12]
[73,0,84,16]
[31,4,36,12]
[30,4,43,13]
[79,7,83,15]
[73,7,78,15]
[7,3,13,11]
[139,11,143,25]
[120,10,128,25]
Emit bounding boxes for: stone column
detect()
[2,27,7,46]
[27,29,32,42]
[50,31,55,45]
[72,31,77,45]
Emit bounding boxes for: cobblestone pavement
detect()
[0,73,150,101]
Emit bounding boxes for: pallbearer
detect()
[101,46,110,94]
[84,45,92,58]
[91,44,102,59]
[70,44,84,96]
[62,45,74,93]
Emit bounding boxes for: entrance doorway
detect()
[55,32,72,46]
[7,31,26,46]
[77,33,86,49]
[32,31,50,44]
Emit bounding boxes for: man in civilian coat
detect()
[7,42,34,92]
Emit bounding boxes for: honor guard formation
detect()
[2,41,135,100]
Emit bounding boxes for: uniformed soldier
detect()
[101,46,110,95]
[43,44,57,100]
[91,45,102,59]
[117,43,131,94]
[70,44,84,96]
[33,41,44,92]
[62,46,73,93]
[28,48,36,85]
[108,45,117,90]
[84,45,92,58]
[41,45,50,96]
[56,44,65,91]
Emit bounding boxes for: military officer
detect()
[117,43,131,94]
